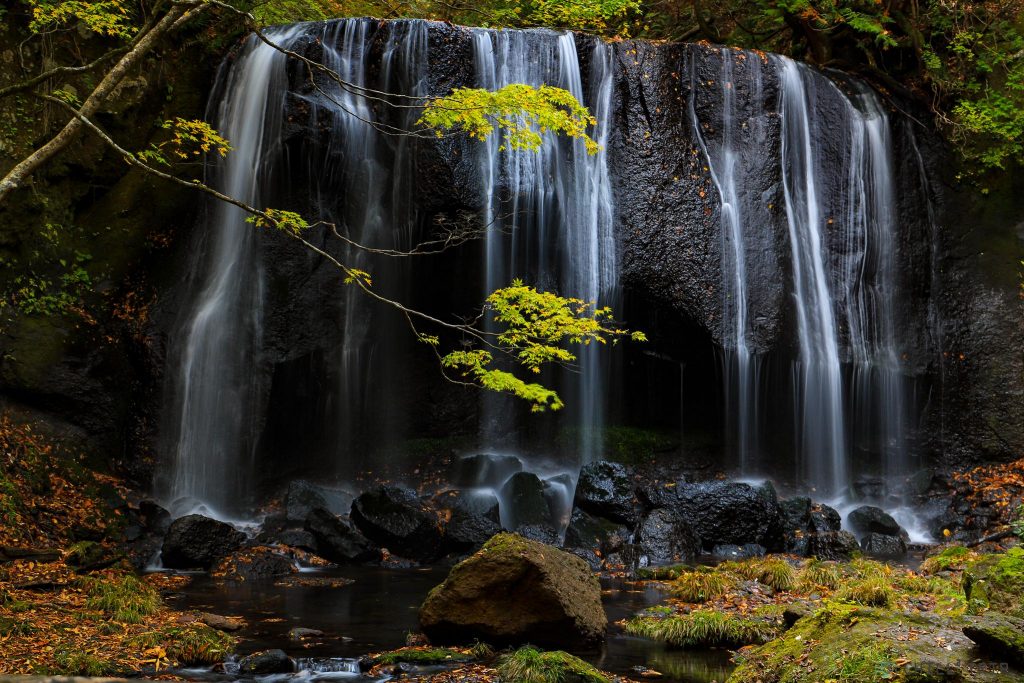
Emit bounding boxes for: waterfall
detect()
[161,26,304,517]
[689,48,767,471]
[771,56,906,498]
[472,29,617,465]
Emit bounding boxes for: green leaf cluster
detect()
[418,84,600,154]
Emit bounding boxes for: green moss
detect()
[373,647,473,665]
[625,610,780,649]
[964,548,1024,617]
[0,616,35,636]
[729,604,941,683]
[920,545,975,575]
[497,646,610,683]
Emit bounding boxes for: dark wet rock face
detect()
[285,480,352,522]
[419,533,606,648]
[350,485,443,562]
[663,481,782,550]
[800,530,860,560]
[304,507,378,563]
[848,505,906,540]
[563,508,630,557]
[636,508,701,566]
[573,461,638,525]
[212,546,297,581]
[161,514,246,569]
[860,532,908,559]
[443,506,502,554]
[239,649,294,675]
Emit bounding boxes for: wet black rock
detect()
[848,505,907,540]
[802,530,860,560]
[563,508,630,556]
[304,507,378,563]
[213,546,297,581]
[443,506,502,553]
[239,649,294,675]
[636,508,701,566]
[161,514,246,569]
[499,472,551,530]
[860,532,908,559]
[669,481,782,549]
[516,523,560,545]
[351,486,444,562]
[573,461,638,525]
[451,490,501,522]
[260,528,319,552]
[453,453,523,488]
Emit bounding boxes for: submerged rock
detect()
[161,514,246,569]
[636,508,700,566]
[239,649,294,675]
[305,507,378,563]
[351,486,443,562]
[573,461,638,525]
[212,546,297,581]
[418,532,606,648]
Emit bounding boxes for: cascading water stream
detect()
[162,26,304,518]
[689,48,766,471]
[777,57,849,497]
[473,30,617,467]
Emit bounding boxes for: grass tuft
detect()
[796,558,842,590]
[731,557,796,592]
[672,566,736,602]
[79,572,160,624]
[835,576,897,607]
[497,646,610,683]
[625,610,780,649]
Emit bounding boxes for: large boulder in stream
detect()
[350,485,443,561]
[499,471,552,530]
[848,505,908,540]
[636,508,701,566]
[660,481,782,550]
[304,507,378,563]
[418,533,606,648]
[161,514,246,569]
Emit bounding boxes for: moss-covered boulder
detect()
[418,533,607,648]
[963,548,1024,618]
[964,614,1024,667]
[728,602,1009,682]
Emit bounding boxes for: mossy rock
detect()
[964,614,1024,667]
[418,533,606,649]
[728,602,1009,682]
[963,548,1024,618]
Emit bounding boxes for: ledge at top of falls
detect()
[258,18,935,367]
